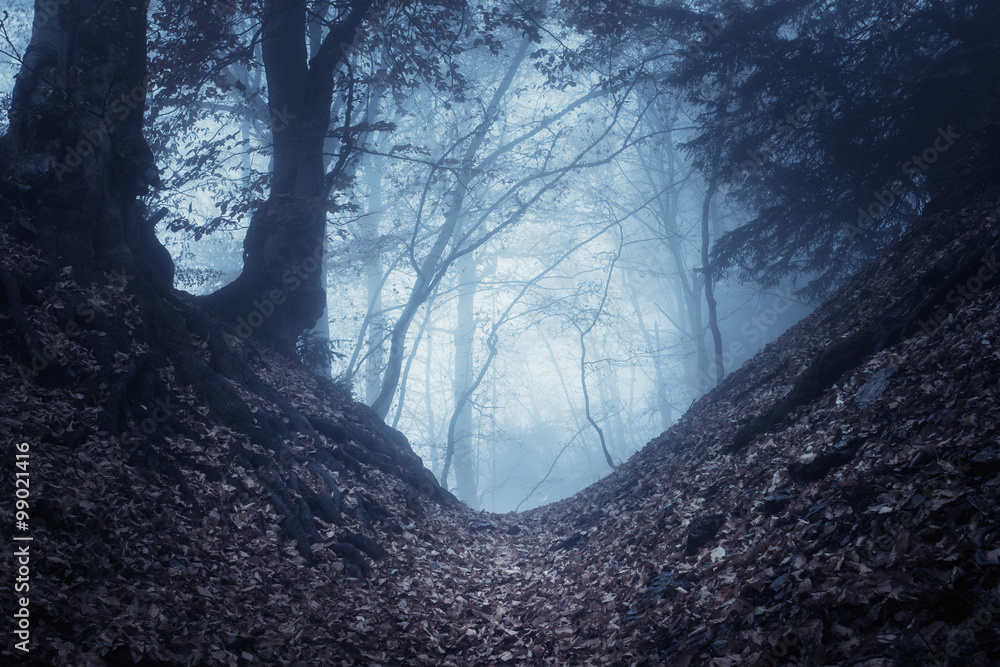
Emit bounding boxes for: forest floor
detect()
[3,188,1000,666]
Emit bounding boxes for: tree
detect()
[203,0,375,354]
[367,16,538,418]
[436,219,622,500]
[450,250,481,504]
[365,16,663,419]
[145,0,469,360]
[565,0,1000,299]
[626,92,713,398]
[699,166,723,386]
[575,261,619,470]
[670,0,1000,297]
[1,0,447,572]
[2,0,164,286]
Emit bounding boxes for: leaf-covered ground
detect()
[2,190,1000,666]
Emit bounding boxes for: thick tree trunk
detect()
[2,0,167,287]
[203,0,372,356]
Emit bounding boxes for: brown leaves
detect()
[6,194,1000,665]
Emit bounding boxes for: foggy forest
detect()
[1,0,999,665]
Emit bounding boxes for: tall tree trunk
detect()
[203,0,372,356]
[653,321,672,430]
[625,279,672,431]
[363,157,388,402]
[701,177,724,387]
[579,327,616,470]
[641,133,708,399]
[450,252,479,507]
[392,294,436,429]
[577,259,618,471]
[597,361,628,452]
[424,321,440,476]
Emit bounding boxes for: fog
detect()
[0,0,818,512]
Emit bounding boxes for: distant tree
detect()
[366,2,663,421]
[574,252,619,471]
[437,220,621,502]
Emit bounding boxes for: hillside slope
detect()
[2,188,999,666]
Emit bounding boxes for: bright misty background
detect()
[0,0,816,512]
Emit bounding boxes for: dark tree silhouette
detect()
[673,0,1000,297]
[2,0,166,287]
[202,0,374,355]
[564,0,1000,298]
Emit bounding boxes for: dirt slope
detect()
[2,189,1000,666]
